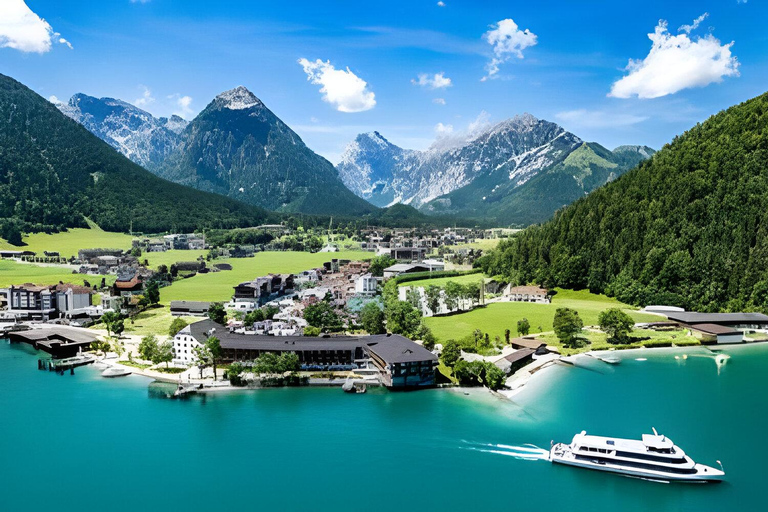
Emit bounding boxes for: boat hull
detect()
[550,452,724,483]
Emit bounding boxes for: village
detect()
[2,224,766,396]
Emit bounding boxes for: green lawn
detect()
[0,225,133,258]
[120,307,200,337]
[398,273,486,288]
[424,288,660,343]
[0,260,114,288]
[159,250,372,303]
[535,328,700,355]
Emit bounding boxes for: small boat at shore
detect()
[102,367,132,378]
[550,429,724,483]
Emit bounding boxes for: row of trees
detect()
[405,281,482,316]
[553,307,635,347]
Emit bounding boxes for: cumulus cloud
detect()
[174,95,193,117]
[412,72,452,89]
[482,19,537,81]
[437,1,446,6]
[609,18,739,99]
[48,95,62,105]
[134,85,155,108]
[298,58,376,113]
[433,98,446,105]
[0,0,72,53]
[555,109,649,128]
[434,122,454,135]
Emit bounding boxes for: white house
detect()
[502,285,550,303]
[355,274,379,295]
[172,322,218,365]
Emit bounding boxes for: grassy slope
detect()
[159,250,371,303]
[0,227,133,258]
[424,288,660,343]
[0,260,115,288]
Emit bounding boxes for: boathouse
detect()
[8,328,96,358]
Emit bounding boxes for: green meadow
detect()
[0,224,133,258]
[424,288,660,343]
[159,250,371,303]
[0,260,114,288]
[397,273,486,288]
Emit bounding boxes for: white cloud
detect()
[609,18,739,99]
[678,12,708,34]
[481,19,537,81]
[130,0,151,3]
[134,85,155,107]
[467,110,492,134]
[298,58,376,113]
[174,95,193,117]
[555,109,648,128]
[0,0,72,53]
[412,72,452,89]
[433,98,446,105]
[48,95,62,105]
[437,1,446,6]
[434,122,454,135]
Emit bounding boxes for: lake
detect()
[1,340,764,511]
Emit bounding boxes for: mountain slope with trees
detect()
[477,92,768,312]
[0,74,274,241]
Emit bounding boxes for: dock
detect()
[38,354,95,374]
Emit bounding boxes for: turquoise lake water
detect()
[1,340,765,511]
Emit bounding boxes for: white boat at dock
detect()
[102,366,132,378]
[550,429,724,483]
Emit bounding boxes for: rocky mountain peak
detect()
[214,86,262,110]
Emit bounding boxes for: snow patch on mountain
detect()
[215,86,263,110]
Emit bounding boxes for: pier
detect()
[38,354,95,374]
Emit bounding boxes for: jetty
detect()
[38,354,95,374]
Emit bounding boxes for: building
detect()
[663,312,768,344]
[172,320,437,387]
[0,250,36,259]
[502,285,550,303]
[234,274,294,306]
[355,274,378,295]
[112,270,144,296]
[3,283,93,321]
[391,247,427,262]
[170,301,211,317]
[77,248,123,263]
[8,328,96,358]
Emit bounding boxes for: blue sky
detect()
[1,0,767,163]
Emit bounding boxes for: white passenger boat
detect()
[102,367,132,378]
[550,429,724,483]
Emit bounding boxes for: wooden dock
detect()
[38,355,95,374]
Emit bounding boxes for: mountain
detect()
[54,93,187,171]
[0,74,273,240]
[156,86,376,216]
[337,115,653,225]
[477,92,768,312]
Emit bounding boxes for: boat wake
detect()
[461,441,550,461]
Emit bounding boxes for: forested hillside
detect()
[0,74,274,242]
[478,92,768,312]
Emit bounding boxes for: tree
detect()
[263,305,279,320]
[444,281,462,311]
[206,336,222,380]
[405,287,421,309]
[278,352,300,373]
[369,255,395,277]
[484,363,505,390]
[441,339,461,367]
[415,323,436,351]
[463,282,482,307]
[386,301,422,338]
[304,301,343,331]
[360,302,386,334]
[101,311,120,337]
[168,318,188,337]
[424,285,442,315]
[192,344,212,379]
[152,340,174,368]
[598,308,634,343]
[111,318,125,338]
[553,308,583,347]
[244,308,265,326]
[517,317,531,336]
[145,280,160,304]
[138,334,159,361]
[208,302,226,324]
[505,329,511,344]
[453,360,505,390]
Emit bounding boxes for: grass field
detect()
[0,225,133,258]
[424,288,660,343]
[121,307,199,337]
[398,273,486,288]
[536,328,700,355]
[159,250,372,303]
[0,260,114,288]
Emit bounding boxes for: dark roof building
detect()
[183,320,437,388]
[665,312,768,326]
[170,301,211,317]
[9,328,96,358]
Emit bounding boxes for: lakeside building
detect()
[1,283,93,321]
[8,327,96,358]
[172,320,437,388]
[663,312,768,344]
